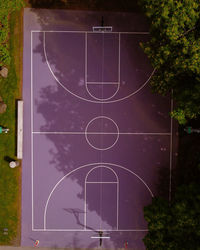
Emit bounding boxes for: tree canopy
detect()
[143,181,200,250]
[139,0,200,124]
[143,121,200,249]
[0,0,24,66]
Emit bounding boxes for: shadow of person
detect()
[63,208,111,247]
[63,208,96,232]
[4,156,15,163]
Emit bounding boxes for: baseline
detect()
[169,95,173,201]
[32,228,148,232]
[32,30,150,34]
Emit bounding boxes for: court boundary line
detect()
[31,31,34,230]
[32,30,150,34]
[169,95,173,201]
[32,228,148,232]
[85,32,87,94]
[118,33,120,82]
[30,30,172,233]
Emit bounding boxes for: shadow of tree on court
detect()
[28,0,142,12]
[35,84,83,174]
[155,163,171,200]
[155,119,178,201]
[35,81,119,229]
[31,9,150,231]
[63,208,101,233]
[173,129,200,188]
[155,119,200,202]
[29,8,152,249]
[62,208,130,249]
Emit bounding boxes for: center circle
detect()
[85,116,119,150]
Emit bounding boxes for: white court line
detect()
[86,182,118,184]
[31,31,34,231]
[33,131,171,135]
[85,33,120,102]
[91,236,110,239]
[43,163,153,231]
[117,178,119,230]
[31,30,162,232]
[85,33,87,85]
[84,177,87,230]
[32,30,150,34]
[84,166,119,230]
[32,228,148,232]
[43,31,155,104]
[87,82,119,85]
[118,33,120,83]
[85,34,120,101]
[84,116,119,151]
[84,33,120,101]
[169,95,173,201]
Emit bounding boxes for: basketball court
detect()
[22,9,176,249]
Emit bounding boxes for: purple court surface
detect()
[22,9,177,249]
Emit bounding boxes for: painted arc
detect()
[85,82,120,101]
[43,31,155,104]
[84,166,119,230]
[85,32,120,101]
[43,162,154,230]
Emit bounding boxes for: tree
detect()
[139,0,200,124]
[143,182,200,250]
[0,0,24,66]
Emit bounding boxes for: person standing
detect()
[99,231,103,246]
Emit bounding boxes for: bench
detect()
[17,100,23,159]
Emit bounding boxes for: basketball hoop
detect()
[92,26,112,32]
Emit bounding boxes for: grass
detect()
[0,9,23,245]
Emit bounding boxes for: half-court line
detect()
[33,131,171,135]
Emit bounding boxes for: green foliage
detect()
[0,28,9,44]
[139,0,200,123]
[170,109,187,125]
[28,0,141,12]
[0,44,11,66]
[144,183,200,250]
[0,0,24,67]
[0,0,25,13]
[0,9,22,245]
[143,137,200,249]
